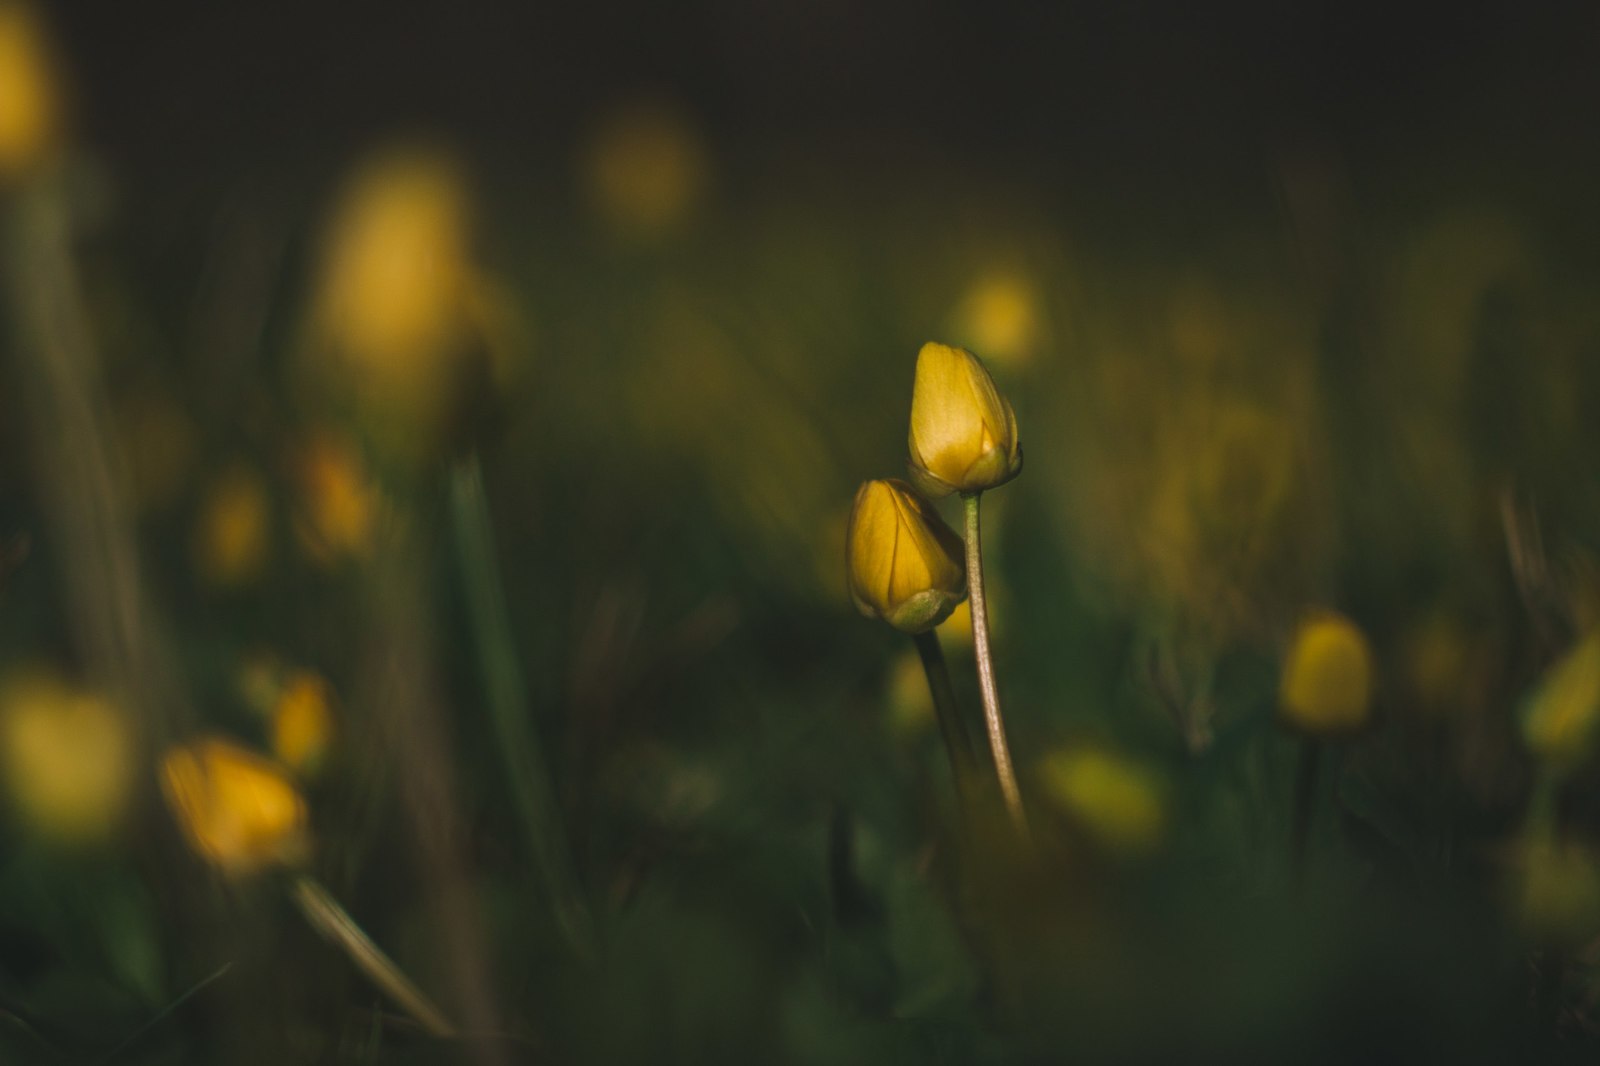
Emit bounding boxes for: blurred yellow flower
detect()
[317,150,468,371]
[310,148,505,460]
[0,670,133,845]
[1279,610,1374,737]
[193,464,271,588]
[0,2,62,179]
[1521,631,1600,770]
[953,272,1039,369]
[581,100,707,238]
[160,737,308,876]
[292,431,377,565]
[272,671,335,776]
[1040,746,1166,857]
[886,648,934,738]
[847,479,966,634]
[908,341,1022,498]
[1514,835,1600,944]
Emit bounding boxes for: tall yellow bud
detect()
[907,342,1023,498]
[846,478,966,634]
[1279,610,1375,737]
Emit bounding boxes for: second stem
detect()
[962,491,1026,831]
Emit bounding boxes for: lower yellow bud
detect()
[846,478,966,634]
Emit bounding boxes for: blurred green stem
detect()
[1290,738,1321,889]
[961,492,1026,832]
[912,630,976,798]
[448,455,596,962]
[291,875,455,1038]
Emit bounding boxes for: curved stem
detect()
[962,492,1026,831]
[913,629,976,797]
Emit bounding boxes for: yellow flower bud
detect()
[193,464,271,588]
[582,99,708,238]
[1521,631,1600,769]
[160,737,308,876]
[952,272,1040,369]
[907,341,1022,497]
[1514,836,1600,944]
[0,2,62,180]
[1040,746,1166,857]
[846,478,966,634]
[291,431,378,566]
[1279,610,1374,737]
[272,671,335,776]
[0,670,133,846]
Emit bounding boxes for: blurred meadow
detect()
[4,2,1600,1062]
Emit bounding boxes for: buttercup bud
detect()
[847,478,966,634]
[907,341,1023,498]
[0,2,62,180]
[1279,609,1374,737]
[1521,630,1600,770]
[160,737,308,876]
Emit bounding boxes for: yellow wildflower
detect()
[1279,610,1374,737]
[0,670,133,845]
[0,3,62,178]
[1521,631,1600,770]
[1040,746,1166,857]
[194,464,271,588]
[160,737,308,876]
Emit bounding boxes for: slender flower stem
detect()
[448,456,596,963]
[290,875,456,1038]
[961,491,1026,831]
[1290,738,1321,890]
[913,629,976,797]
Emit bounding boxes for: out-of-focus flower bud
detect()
[0,669,133,846]
[272,671,335,776]
[316,150,468,377]
[1521,631,1600,770]
[581,99,707,239]
[1514,835,1600,944]
[290,431,377,566]
[0,3,62,180]
[907,342,1022,498]
[1279,609,1374,737]
[160,737,308,876]
[952,272,1040,370]
[309,148,510,463]
[1040,746,1166,858]
[847,478,966,634]
[193,464,271,588]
